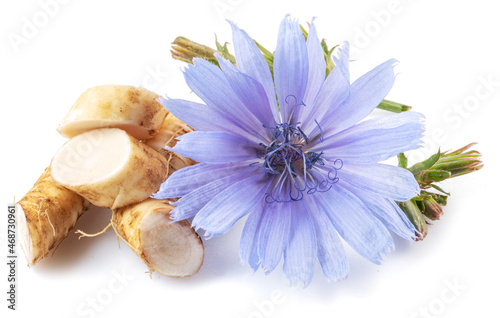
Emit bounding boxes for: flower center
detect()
[257,123,320,175]
[253,122,343,203]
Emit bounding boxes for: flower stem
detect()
[171,36,222,66]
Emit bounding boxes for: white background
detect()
[1,1,499,317]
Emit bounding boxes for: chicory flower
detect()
[154,15,424,286]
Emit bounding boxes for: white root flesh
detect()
[50,128,168,209]
[112,198,204,277]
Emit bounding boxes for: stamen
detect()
[296,126,309,144]
[315,119,324,142]
[285,94,306,124]
[253,119,342,203]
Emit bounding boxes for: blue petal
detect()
[274,15,309,122]
[240,200,266,271]
[321,59,398,136]
[192,173,271,238]
[230,21,280,122]
[301,42,351,136]
[154,162,254,198]
[313,112,424,164]
[302,18,325,113]
[183,58,268,142]
[257,201,291,274]
[346,185,417,241]
[307,196,349,282]
[332,41,350,83]
[283,199,317,287]
[300,52,351,136]
[172,131,257,164]
[339,162,421,202]
[315,183,394,264]
[170,169,256,221]
[158,97,252,135]
[216,55,275,127]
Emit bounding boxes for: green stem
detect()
[171,36,220,66]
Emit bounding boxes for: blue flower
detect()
[154,15,424,286]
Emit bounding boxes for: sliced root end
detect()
[139,210,204,277]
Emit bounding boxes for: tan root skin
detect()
[17,167,89,266]
[113,198,204,277]
[145,113,197,177]
[50,128,168,209]
[57,85,167,140]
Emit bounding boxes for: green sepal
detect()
[397,153,408,169]
[434,194,448,206]
[321,39,337,77]
[446,142,477,156]
[398,200,427,240]
[300,24,309,40]
[430,184,451,196]
[376,100,413,113]
[408,152,441,175]
[215,36,236,64]
[254,40,274,76]
[419,170,452,183]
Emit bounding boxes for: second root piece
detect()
[112,198,204,277]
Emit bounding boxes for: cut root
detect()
[57,85,167,140]
[17,167,90,266]
[112,198,204,277]
[50,128,168,209]
[19,86,202,275]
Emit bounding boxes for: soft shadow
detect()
[392,233,418,256]
[303,233,419,298]
[32,205,112,273]
[96,215,423,296]
[236,233,421,300]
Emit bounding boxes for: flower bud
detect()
[433,143,483,178]
[408,143,483,189]
[422,196,443,221]
[399,200,427,241]
[171,36,228,67]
